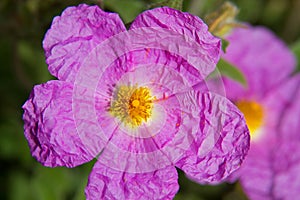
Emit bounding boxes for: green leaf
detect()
[291,39,300,72]
[222,39,230,53]
[216,58,247,87]
[148,0,184,10]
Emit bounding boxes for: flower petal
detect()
[277,74,300,140]
[85,162,179,200]
[237,141,274,200]
[130,7,221,78]
[272,141,300,200]
[43,4,126,82]
[223,26,296,100]
[175,91,250,184]
[231,75,300,199]
[22,80,102,167]
[237,138,300,200]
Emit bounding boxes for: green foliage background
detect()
[0,0,299,199]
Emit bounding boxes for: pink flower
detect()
[22,4,250,199]
[223,26,300,200]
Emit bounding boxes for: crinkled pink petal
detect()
[238,136,300,200]
[269,75,300,199]
[22,80,97,167]
[222,26,296,100]
[229,75,300,199]
[43,4,126,82]
[95,49,204,99]
[260,74,300,140]
[237,140,274,200]
[273,141,300,200]
[175,92,250,184]
[130,7,221,79]
[127,48,212,87]
[278,74,300,140]
[85,162,179,200]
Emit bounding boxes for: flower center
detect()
[236,100,264,139]
[109,85,155,128]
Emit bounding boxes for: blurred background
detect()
[0,0,299,199]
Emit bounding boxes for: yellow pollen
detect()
[109,85,155,128]
[236,100,264,138]
[132,100,140,107]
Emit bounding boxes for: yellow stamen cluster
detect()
[236,100,264,138]
[109,85,155,128]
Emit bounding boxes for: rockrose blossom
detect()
[22,4,250,199]
[222,26,300,199]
